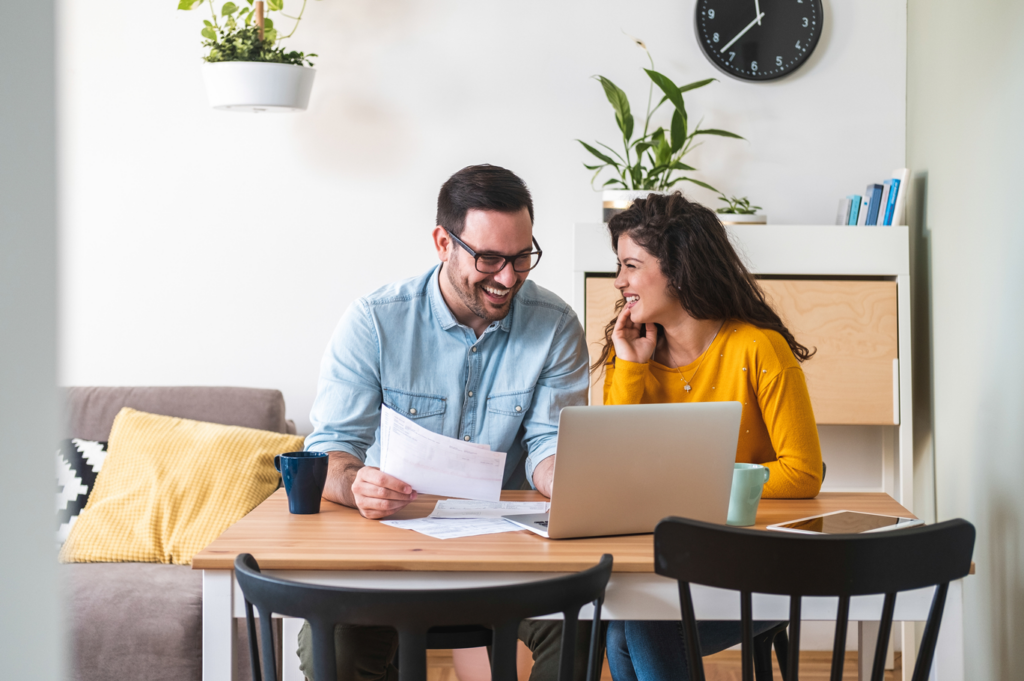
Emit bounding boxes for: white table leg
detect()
[203,570,237,681]
[931,581,964,681]
[283,618,306,681]
[901,622,917,681]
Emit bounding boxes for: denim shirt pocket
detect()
[382,387,447,432]
[486,389,534,448]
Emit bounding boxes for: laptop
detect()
[503,402,742,539]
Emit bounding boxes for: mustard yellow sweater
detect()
[604,320,822,499]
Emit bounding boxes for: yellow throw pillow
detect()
[60,407,305,565]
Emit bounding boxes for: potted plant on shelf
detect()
[178,0,318,112]
[579,38,744,222]
[716,195,766,225]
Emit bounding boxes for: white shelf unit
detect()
[573,223,914,512]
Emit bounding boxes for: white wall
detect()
[59,0,906,433]
[908,1,1024,679]
[1,2,62,678]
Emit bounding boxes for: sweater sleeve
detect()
[757,366,823,499]
[603,358,649,405]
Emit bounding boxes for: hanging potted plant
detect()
[716,195,767,225]
[178,0,318,112]
[578,38,744,222]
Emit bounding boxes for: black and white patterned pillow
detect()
[56,438,108,547]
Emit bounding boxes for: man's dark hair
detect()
[436,164,534,237]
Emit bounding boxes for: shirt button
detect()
[515,405,522,412]
[471,346,477,353]
[409,408,417,415]
[464,436,471,441]
[468,391,474,397]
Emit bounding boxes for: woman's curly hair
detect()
[592,191,814,372]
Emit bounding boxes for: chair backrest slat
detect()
[258,606,278,681]
[584,599,605,681]
[243,600,263,681]
[870,593,897,681]
[740,591,754,681]
[677,582,706,681]
[235,553,613,681]
[830,596,851,681]
[785,597,801,681]
[654,518,975,681]
[911,582,949,681]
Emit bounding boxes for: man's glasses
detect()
[447,230,543,274]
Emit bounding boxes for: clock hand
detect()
[720,11,765,53]
[755,0,762,25]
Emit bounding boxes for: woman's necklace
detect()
[669,321,726,393]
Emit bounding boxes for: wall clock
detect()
[694,0,823,82]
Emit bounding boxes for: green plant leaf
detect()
[578,140,619,167]
[670,109,687,153]
[222,2,238,16]
[678,177,720,193]
[178,0,202,10]
[264,17,274,29]
[644,69,687,122]
[603,178,628,189]
[267,0,284,10]
[264,27,278,42]
[692,128,745,140]
[595,141,628,164]
[669,161,696,171]
[678,78,716,94]
[201,26,217,40]
[595,76,634,140]
[203,19,213,27]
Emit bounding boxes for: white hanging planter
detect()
[202,62,316,112]
[718,213,767,225]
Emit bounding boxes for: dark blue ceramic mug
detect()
[274,451,329,514]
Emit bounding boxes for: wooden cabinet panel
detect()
[759,279,897,425]
[585,277,619,406]
[583,276,899,424]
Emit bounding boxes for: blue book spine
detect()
[882,178,901,225]
[847,195,861,225]
[865,184,884,225]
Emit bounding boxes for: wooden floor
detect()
[426,649,903,681]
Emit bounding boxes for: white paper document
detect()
[379,405,506,502]
[428,499,550,519]
[381,517,521,540]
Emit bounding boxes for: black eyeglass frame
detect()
[446,230,544,274]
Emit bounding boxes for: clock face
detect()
[694,0,823,82]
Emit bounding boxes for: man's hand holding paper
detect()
[380,406,507,502]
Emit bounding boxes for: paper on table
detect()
[428,499,550,519]
[381,517,521,540]
[379,405,506,502]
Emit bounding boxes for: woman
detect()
[599,192,822,681]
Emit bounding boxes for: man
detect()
[300,164,592,681]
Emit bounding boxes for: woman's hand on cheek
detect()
[611,305,657,364]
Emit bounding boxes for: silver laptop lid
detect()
[546,402,742,539]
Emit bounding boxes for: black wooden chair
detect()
[235,553,613,681]
[654,517,974,681]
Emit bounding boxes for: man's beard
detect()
[445,257,522,323]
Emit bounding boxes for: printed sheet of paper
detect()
[428,499,550,519]
[379,405,506,502]
[381,517,521,540]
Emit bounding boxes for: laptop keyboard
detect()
[537,520,548,527]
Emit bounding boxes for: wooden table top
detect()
[191,489,915,573]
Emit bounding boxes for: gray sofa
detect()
[62,386,296,681]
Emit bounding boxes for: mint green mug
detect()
[727,463,770,527]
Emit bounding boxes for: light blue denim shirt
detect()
[305,265,590,489]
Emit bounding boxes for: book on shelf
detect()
[864,184,884,225]
[856,193,870,226]
[847,195,861,225]
[882,178,900,225]
[877,180,893,225]
[890,167,910,226]
[836,197,853,226]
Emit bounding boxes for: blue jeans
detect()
[606,620,782,681]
